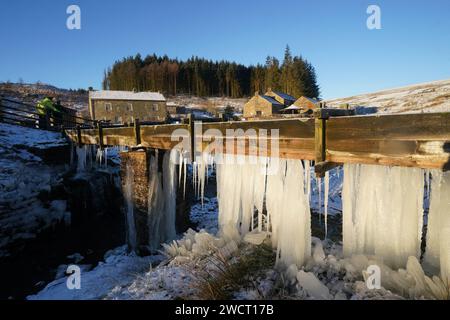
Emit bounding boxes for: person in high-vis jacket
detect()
[36,97,61,129]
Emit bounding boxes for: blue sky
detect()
[0,0,449,98]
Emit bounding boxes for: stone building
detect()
[292,96,320,114]
[89,90,167,124]
[243,92,285,118]
[264,88,296,106]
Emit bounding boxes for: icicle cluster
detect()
[146,149,179,252]
[342,164,425,269]
[424,170,450,287]
[215,155,312,268]
[124,163,137,251]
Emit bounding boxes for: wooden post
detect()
[76,125,82,147]
[314,105,329,178]
[45,113,51,130]
[188,113,195,163]
[134,118,141,146]
[98,121,104,150]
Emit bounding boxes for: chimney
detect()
[267,87,272,93]
[254,91,259,96]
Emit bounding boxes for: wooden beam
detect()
[326,113,450,170]
[65,112,450,170]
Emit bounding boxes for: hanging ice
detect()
[274,159,311,268]
[76,146,87,173]
[424,170,450,287]
[216,155,311,268]
[324,171,329,238]
[342,164,424,269]
[124,163,137,251]
[147,149,178,252]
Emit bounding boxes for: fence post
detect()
[134,118,141,146]
[76,125,82,147]
[314,103,328,178]
[188,113,195,163]
[97,121,104,150]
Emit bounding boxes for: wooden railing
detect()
[65,110,450,176]
[0,96,95,131]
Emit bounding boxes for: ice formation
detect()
[124,163,137,251]
[342,164,425,269]
[215,155,311,268]
[75,146,87,173]
[424,171,450,287]
[146,149,178,252]
[324,171,329,238]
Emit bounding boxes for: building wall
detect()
[293,97,318,111]
[90,99,167,124]
[243,96,275,118]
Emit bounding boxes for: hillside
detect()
[326,79,450,114]
[0,82,88,113]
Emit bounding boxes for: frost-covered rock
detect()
[296,270,332,300]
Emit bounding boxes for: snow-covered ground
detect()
[29,185,446,300]
[326,78,450,114]
[0,123,71,257]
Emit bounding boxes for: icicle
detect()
[424,170,450,287]
[96,148,103,165]
[124,163,137,251]
[178,151,183,185]
[104,147,108,167]
[275,159,311,268]
[305,161,311,201]
[318,176,322,223]
[324,171,329,238]
[342,164,424,269]
[76,146,87,173]
[145,149,178,252]
[183,156,187,199]
[216,154,311,268]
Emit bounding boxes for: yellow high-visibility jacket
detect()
[36,98,59,115]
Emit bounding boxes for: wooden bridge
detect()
[64,110,450,176]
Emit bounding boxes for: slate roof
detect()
[89,90,166,102]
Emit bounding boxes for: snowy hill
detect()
[326,79,450,114]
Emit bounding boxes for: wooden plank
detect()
[327,113,450,141]
[140,123,189,150]
[80,129,100,145]
[326,113,450,170]
[102,127,135,146]
[65,113,450,170]
[200,118,315,160]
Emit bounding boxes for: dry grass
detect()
[193,243,275,300]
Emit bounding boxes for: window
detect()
[105,103,112,112]
[153,103,159,112]
[127,103,133,111]
[256,111,262,117]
